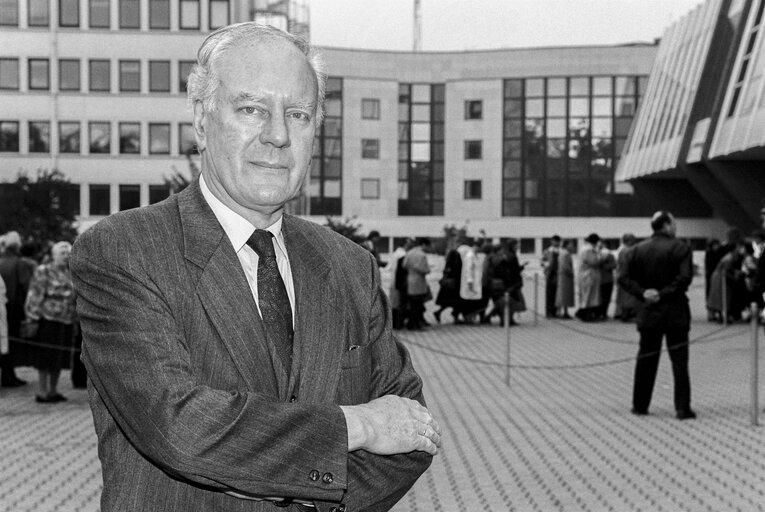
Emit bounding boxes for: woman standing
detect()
[555,239,576,319]
[576,233,603,322]
[24,241,76,403]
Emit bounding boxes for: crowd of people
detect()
[0,231,84,402]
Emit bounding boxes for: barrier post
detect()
[751,302,760,427]
[504,290,511,387]
[534,273,539,327]
[722,277,728,326]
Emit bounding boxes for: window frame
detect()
[464,179,482,200]
[0,58,19,90]
[58,121,81,154]
[59,0,79,27]
[89,184,111,216]
[209,0,229,29]
[179,0,200,29]
[119,60,141,92]
[88,0,110,28]
[148,123,171,154]
[361,98,380,120]
[0,121,20,152]
[149,60,170,92]
[464,100,483,120]
[119,122,141,154]
[89,59,111,92]
[464,139,483,160]
[28,0,50,26]
[28,58,50,91]
[361,178,380,199]
[89,121,111,154]
[119,0,140,29]
[361,138,380,159]
[28,120,51,153]
[58,59,81,91]
[149,0,170,29]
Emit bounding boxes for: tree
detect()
[323,215,366,244]
[164,151,201,194]
[0,168,78,242]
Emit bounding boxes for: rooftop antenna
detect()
[413,0,422,51]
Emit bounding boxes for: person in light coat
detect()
[576,233,603,322]
[458,240,484,323]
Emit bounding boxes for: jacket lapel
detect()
[283,216,345,403]
[177,180,280,396]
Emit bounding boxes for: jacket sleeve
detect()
[657,242,693,299]
[617,249,645,300]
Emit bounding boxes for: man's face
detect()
[666,215,677,237]
[194,39,318,219]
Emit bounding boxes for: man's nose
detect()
[259,112,290,148]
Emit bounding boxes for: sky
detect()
[310,0,705,51]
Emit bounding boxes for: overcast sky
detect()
[311,0,704,51]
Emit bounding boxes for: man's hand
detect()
[643,288,660,303]
[341,395,442,456]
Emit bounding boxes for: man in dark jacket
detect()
[618,211,695,420]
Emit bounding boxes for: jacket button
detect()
[289,395,297,403]
[309,470,320,481]
[322,472,334,484]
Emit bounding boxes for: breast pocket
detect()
[338,345,372,404]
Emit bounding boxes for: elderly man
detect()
[72,23,439,512]
[618,211,695,420]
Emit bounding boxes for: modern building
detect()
[617,0,765,234]
[0,0,731,254]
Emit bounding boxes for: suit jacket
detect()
[617,232,693,331]
[70,180,431,512]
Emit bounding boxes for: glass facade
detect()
[310,77,342,215]
[503,75,644,217]
[398,83,444,216]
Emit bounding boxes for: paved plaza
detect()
[1,282,764,512]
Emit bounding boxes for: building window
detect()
[119,0,139,28]
[465,100,482,120]
[209,0,229,29]
[149,123,170,154]
[59,0,79,26]
[178,123,197,155]
[119,184,141,211]
[464,140,482,159]
[178,61,195,93]
[59,121,80,153]
[29,0,49,26]
[0,0,18,25]
[149,0,170,29]
[0,121,19,152]
[89,0,110,28]
[59,59,80,91]
[28,59,50,90]
[361,98,380,119]
[28,121,50,153]
[89,59,110,92]
[119,60,140,92]
[119,122,140,154]
[361,138,379,159]
[308,77,343,216]
[0,59,19,90]
[180,0,200,29]
[66,184,81,216]
[361,179,380,199]
[149,61,170,92]
[464,180,482,199]
[149,184,170,204]
[89,184,111,215]
[89,122,111,154]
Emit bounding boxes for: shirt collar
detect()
[199,174,287,255]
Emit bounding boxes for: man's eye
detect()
[243,106,256,114]
[288,111,310,121]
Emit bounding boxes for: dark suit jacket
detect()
[71,180,431,512]
[617,232,693,331]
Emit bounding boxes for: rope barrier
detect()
[7,335,80,352]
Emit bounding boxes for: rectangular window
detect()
[119,122,140,154]
[59,0,79,26]
[28,121,50,153]
[89,184,110,215]
[29,0,49,26]
[180,0,200,29]
[119,0,140,28]
[149,61,170,92]
[0,58,19,90]
[66,184,81,216]
[361,98,380,119]
[149,123,170,154]
[119,184,141,211]
[59,59,80,91]
[464,140,482,160]
[209,0,229,29]
[59,122,80,153]
[178,61,195,93]
[0,0,18,25]
[119,60,140,92]
[361,138,379,159]
[178,123,197,155]
[29,59,50,90]
[0,121,19,152]
[465,100,482,120]
[361,178,380,199]
[89,0,110,28]
[89,59,110,91]
[149,0,170,29]
[464,180,482,199]
[149,184,170,204]
[89,122,111,154]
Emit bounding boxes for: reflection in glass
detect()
[525,99,544,118]
[547,118,566,138]
[411,142,429,161]
[569,97,589,117]
[28,121,50,152]
[591,117,612,138]
[89,122,111,154]
[525,78,544,97]
[59,122,80,153]
[411,123,430,141]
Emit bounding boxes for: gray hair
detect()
[187,23,327,127]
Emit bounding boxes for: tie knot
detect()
[247,230,275,258]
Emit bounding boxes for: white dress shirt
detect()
[199,175,296,324]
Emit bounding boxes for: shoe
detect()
[49,393,68,402]
[631,408,648,416]
[560,314,572,320]
[676,409,696,420]
[35,395,54,403]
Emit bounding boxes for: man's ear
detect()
[192,101,207,152]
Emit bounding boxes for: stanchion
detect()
[722,277,728,326]
[751,302,760,427]
[504,290,511,387]
[534,273,539,327]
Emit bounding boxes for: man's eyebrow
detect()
[230,92,263,102]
